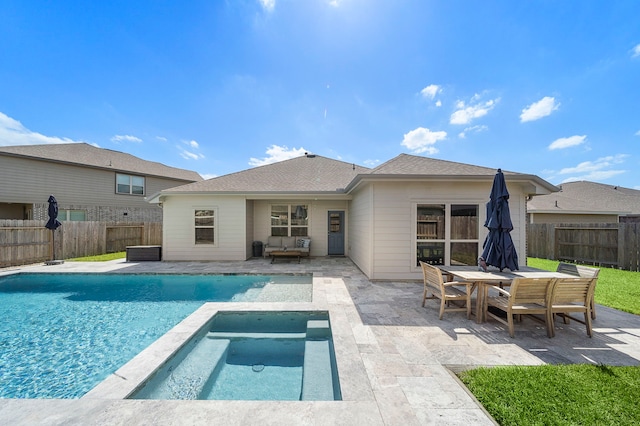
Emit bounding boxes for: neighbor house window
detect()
[195,209,215,244]
[60,210,87,221]
[271,204,308,237]
[416,203,479,266]
[116,174,145,195]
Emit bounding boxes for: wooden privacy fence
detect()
[527,223,640,272]
[0,220,162,268]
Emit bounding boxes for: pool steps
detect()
[302,320,335,401]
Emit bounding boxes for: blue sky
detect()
[1,0,639,188]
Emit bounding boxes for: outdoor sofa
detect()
[263,236,311,258]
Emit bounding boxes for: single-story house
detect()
[148,153,557,280]
[527,181,640,224]
[0,143,202,222]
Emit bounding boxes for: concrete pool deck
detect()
[1,257,640,425]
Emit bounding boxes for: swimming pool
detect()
[0,273,312,399]
[130,311,341,401]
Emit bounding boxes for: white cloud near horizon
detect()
[632,43,640,58]
[249,145,307,167]
[548,135,586,150]
[520,96,559,122]
[450,96,499,125]
[0,111,83,146]
[111,134,142,143]
[401,127,447,154]
[557,154,628,183]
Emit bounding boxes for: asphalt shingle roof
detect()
[0,143,202,182]
[527,181,640,214]
[164,154,370,193]
[369,153,510,176]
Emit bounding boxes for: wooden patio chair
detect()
[549,276,597,338]
[556,262,599,319]
[485,277,556,338]
[420,261,473,320]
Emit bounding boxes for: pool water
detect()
[0,273,311,399]
[131,311,341,401]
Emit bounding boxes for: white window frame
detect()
[116,173,145,195]
[59,209,87,221]
[194,208,217,246]
[270,204,309,237]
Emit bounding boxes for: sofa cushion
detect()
[267,236,281,247]
[282,236,296,248]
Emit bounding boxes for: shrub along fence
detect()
[527,222,640,272]
[0,220,162,268]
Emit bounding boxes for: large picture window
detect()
[271,204,308,237]
[195,209,215,244]
[416,203,479,266]
[116,174,145,195]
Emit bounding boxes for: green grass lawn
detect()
[459,364,640,425]
[68,251,126,262]
[458,259,640,424]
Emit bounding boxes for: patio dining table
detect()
[439,265,575,323]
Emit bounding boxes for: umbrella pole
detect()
[51,229,55,261]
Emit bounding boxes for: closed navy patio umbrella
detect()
[45,195,62,263]
[479,169,519,271]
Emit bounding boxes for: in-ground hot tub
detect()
[130,311,341,401]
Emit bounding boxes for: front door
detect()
[327,211,345,256]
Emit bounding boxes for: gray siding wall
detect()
[0,156,192,222]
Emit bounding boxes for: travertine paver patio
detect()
[1,257,639,425]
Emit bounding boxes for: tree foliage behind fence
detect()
[0,220,162,268]
[527,223,640,272]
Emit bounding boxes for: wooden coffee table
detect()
[270,250,302,263]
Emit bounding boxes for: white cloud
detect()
[111,134,142,143]
[635,130,640,136]
[156,136,168,142]
[458,125,488,139]
[259,0,275,12]
[450,96,499,125]
[183,139,199,149]
[420,84,441,99]
[632,43,640,58]
[363,159,380,167]
[557,154,628,182]
[548,135,586,150]
[249,145,307,167]
[520,96,559,122]
[200,173,217,180]
[0,111,82,146]
[401,127,447,154]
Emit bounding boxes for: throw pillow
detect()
[296,238,305,248]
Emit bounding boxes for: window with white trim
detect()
[60,209,87,221]
[416,203,479,266]
[271,204,308,236]
[195,209,215,244]
[116,173,145,195]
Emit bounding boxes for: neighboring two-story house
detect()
[0,143,202,222]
